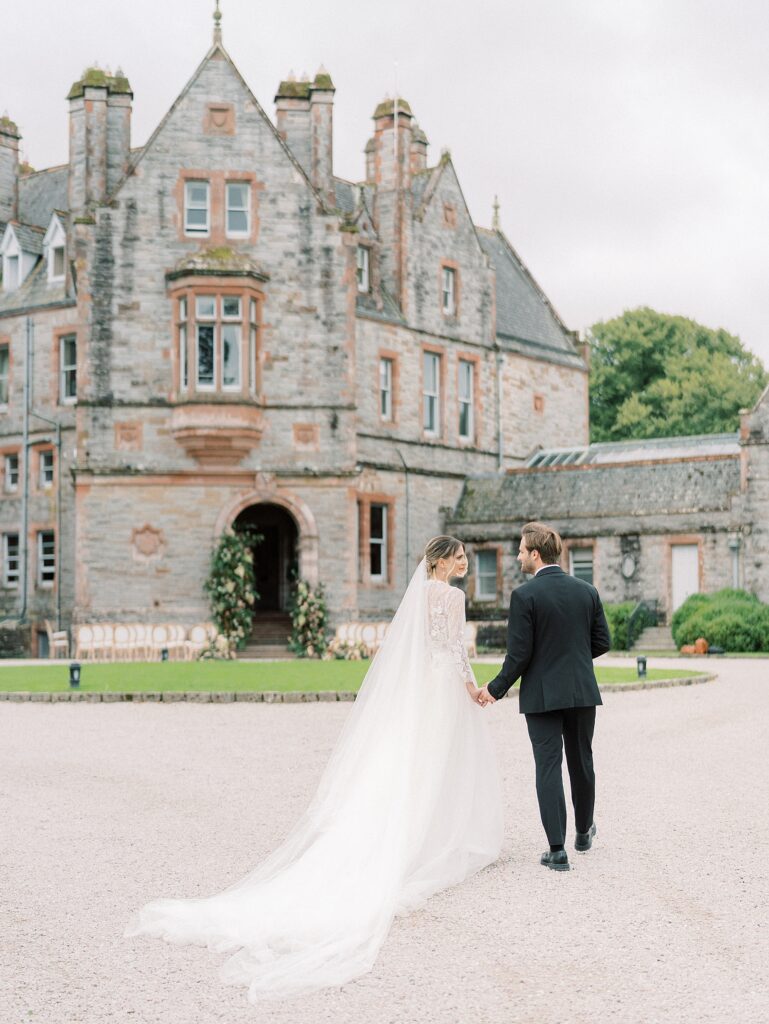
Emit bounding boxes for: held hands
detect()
[477,686,497,707]
[466,683,497,707]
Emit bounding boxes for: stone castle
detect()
[1,12,768,654]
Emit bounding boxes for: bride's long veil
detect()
[126,558,452,1000]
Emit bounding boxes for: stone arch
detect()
[214,485,320,585]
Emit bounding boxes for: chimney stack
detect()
[309,67,335,205]
[0,115,21,222]
[370,97,415,308]
[67,67,132,215]
[275,75,312,177]
[372,97,414,191]
[106,69,133,195]
[410,123,428,175]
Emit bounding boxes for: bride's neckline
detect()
[426,577,452,587]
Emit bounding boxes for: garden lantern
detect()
[69,662,81,688]
[636,655,647,679]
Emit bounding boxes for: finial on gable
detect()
[492,194,500,231]
[213,0,222,45]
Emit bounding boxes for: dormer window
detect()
[1,228,21,293]
[44,214,67,283]
[185,181,210,235]
[4,255,18,291]
[51,246,65,280]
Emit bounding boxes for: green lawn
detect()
[0,660,697,694]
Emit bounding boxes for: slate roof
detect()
[9,222,45,255]
[334,178,357,215]
[18,166,68,228]
[477,227,583,368]
[0,258,74,316]
[450,456,741,525]
[356,285,405,324]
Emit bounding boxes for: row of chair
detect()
[333,621,478,658]
[71,623,217,662]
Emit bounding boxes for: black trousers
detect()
[525,706,597,847]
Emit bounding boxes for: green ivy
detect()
[289,579,328,658]
[203,529,261,652]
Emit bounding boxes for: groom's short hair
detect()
[521,522,562,564]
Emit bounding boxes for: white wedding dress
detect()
[124,560,503,1001]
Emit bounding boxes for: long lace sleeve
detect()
[446,588,475,686]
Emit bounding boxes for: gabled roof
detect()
[477,227,583,368]
[18,166,68,228]
[2,222,45,256]
[115,42,329,211]
[411,155,484,257]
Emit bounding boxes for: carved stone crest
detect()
[131,524,165,563]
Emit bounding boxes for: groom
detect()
[478,522,611,871]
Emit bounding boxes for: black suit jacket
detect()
[487,565,611,713]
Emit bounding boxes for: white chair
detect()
[150,624,170,660]
[132,624,151,661]
[359,623,378,656]
[74,625,94,660]
[91,624,114,661]
[112,624,134,661]
[167,623,187,660]
[185,623,211,660]
[44,619,69,659]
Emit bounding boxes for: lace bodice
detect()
[425,580,474,685]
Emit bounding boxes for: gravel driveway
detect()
[2,656,768,1024]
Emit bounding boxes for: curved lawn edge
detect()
[0,674,715,702]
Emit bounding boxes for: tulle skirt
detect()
[124,654,503,1001]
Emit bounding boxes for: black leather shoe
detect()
[540,849,570,871]
[575,822,597,852]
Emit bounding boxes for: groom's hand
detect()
[477,686,497,706]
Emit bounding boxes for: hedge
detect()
[671,589,769,652]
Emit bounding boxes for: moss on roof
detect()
[373,98,413,119]
[67,67,133,100]
[312,71,335,90]
[276,80,311,99]
[0,115,20,135]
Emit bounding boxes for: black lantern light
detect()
[161,648,169,662]
[69,662,82,688]
[636,655,647,679]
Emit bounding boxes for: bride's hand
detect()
[466,683,483,705]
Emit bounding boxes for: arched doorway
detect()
[233,503,298,613]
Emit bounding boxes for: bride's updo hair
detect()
[424,535,464,575]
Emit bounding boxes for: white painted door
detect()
[671,544,699,611]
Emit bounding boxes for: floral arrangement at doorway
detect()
[203,529,261,655]
[288,580,328,658]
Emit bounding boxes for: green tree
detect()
[588,307,767,441]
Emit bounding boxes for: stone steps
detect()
[632,625,678,651]
[237,644,296,660]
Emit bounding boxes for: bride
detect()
[125,536,503,1002]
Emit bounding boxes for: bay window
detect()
[174,289,260,396]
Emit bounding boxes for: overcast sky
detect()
[4,0,768,364]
